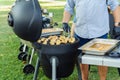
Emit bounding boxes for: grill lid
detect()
[8,0,42,42]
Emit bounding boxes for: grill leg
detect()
[118,68,120,76]
[51,57,57,80]
[33,57,40,80]
[76,61,82,80]
[77,53,82,80]
[23,44,27,52]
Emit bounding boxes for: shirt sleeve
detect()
[64,0,75,15]
[107,0,119,11]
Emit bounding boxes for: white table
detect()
[78,54,120,68]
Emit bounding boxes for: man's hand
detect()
[113,27,120,39]
[62,23,71,33]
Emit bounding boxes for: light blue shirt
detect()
[64,0,119,39]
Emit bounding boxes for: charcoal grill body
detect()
[32,39,81,80]
[40,43,79,78]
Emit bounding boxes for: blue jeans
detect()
[74,33,108,47]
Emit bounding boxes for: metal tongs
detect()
[63,28,71,38]
[67,30,71,38]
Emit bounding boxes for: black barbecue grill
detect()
[7,0,82,80]
[33,37,80,79]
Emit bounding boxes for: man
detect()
[62,0,120,80]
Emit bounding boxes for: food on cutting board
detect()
[87,43,112,51]
[37,35,76,45]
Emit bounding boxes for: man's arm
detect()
[62,11,72,32]
[111,5,120,39]
[62,11,72,23]
[62,0,75,32]
[112,6,120,26]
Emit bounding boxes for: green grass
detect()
[0,0,120,80]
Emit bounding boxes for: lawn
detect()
[0,0,120,80]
